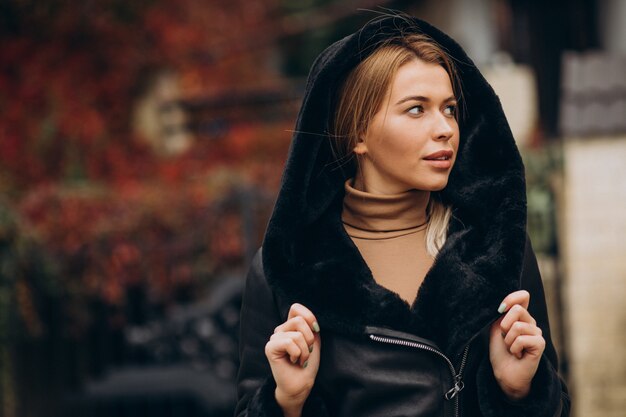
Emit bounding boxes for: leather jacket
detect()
[235,238,570,417]
[235,14,570,417]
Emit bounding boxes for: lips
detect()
[423,150,454,161]
[423,150,454,169]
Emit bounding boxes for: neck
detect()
[350,176,430,220]
[342,178,430,232]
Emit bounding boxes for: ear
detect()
[353,138,368,155]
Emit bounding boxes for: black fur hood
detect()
[261,14,527,359]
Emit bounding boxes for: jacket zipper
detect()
[368,334,471,417]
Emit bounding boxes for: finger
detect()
[509,334,545,359]
[503,321,542,347]
[274,316,315,348]
[497,290,530,314]
[265,337,303,364]
[288,303,320,333]
[270,331,310,365]
[500,304,537,333]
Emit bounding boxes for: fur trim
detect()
[476,355,564,417]
[245,377,284,417]
[246,377,330,417]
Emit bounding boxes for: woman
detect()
[235,14,570,417]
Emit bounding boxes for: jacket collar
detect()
[263,183,526,358]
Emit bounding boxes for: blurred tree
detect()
[0,0,286,195]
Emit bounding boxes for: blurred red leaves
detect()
[0,0,286,192]
[0,0,294,339]
[13,170,263,337]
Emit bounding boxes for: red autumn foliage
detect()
[0,0,288,194]
[15,169,276,332]
[0,0,295,338]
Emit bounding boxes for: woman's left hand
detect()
[489,290,545,401]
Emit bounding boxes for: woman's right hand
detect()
[265,303,321,417]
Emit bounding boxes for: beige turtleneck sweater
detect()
[341,178,434,306]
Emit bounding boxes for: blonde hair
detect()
[332,34,460,257]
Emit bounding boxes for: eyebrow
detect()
[395,95,457,105]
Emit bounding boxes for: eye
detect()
[408,105,424,115]
[443,104,457,117]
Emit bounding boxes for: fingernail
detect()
[309,345,313,353]
[312,321,320,333]
[497,302,507,314]
[303,360,308,368]
[291,357,297,364]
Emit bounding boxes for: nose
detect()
[432,113,455,141]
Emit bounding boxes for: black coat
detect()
[235,14,570,417]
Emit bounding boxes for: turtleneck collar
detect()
[341,178,429,234]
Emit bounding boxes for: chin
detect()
[424,180,449,192]
[412,172,451,192]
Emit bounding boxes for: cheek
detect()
[374,127,415,156]
[450,124,460,151]
[451,137,460,166]
[386,123,427,153]
[390,138,423,160]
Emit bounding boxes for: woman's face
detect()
[354,58,459,194]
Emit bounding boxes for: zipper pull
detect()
[444,374,465,400]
